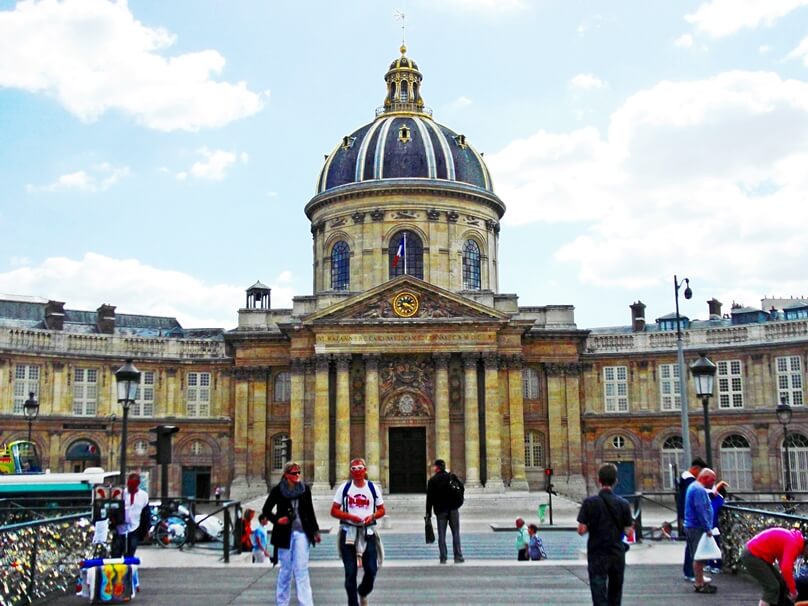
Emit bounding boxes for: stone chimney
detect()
[707,298,722,320]
[44,300,65,330]
[96,304,116,334]
[630,301,646,332]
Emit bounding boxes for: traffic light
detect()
[149,425,179,465]
[544,467,556,494]
[279,437,292,463]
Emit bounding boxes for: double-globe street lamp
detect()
[115,359,141,484]
[776,400,794,501]
[690,353,717,468]
[674,275,694,465]
[23,391,39,443]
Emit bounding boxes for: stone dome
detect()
[315,45,494,195]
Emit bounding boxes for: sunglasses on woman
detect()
[287,470,301,476]
[350,466,365,471]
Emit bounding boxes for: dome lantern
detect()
[379,44,431,117]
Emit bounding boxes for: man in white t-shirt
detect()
[112,472,149,558]
[330,457,386,606]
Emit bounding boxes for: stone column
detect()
[335,354,351,473]
[229,370,250,498]
[545,363,586,498]
[312,355,331,490]
[290,359,306,468]
[507,356,529,490]
[463,353,481,487]
[483,353,504,491]
[364,354,381,482]
[251,368,269,484]
[433,353,451,468]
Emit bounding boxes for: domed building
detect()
[226,45,586,497]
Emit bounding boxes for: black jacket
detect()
[262,482,320,548]
[426,470,455,516]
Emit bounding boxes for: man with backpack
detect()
[330,457,385,606]
[111,472,149,558]
[425,459,465,564]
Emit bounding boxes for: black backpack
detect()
[136,503,152,541]
[447,473,464,509]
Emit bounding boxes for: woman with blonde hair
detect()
[262,461,320,606]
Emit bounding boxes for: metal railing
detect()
[0,511,93,605]
[152,496,241,563]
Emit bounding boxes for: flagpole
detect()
[403,232,408,275]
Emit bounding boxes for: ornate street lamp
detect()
[777,400,794,501]
[115,359,140,483]
[690,353,717,467]
[23,392,39,443]
[674,275,693,464]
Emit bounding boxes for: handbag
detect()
[694,532,722,561]
[424,516,435,544]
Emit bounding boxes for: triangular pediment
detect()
[303,276,509,324]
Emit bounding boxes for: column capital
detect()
[433,352,451,369]
[291,357,307,373]
[315,354,331,371]
[483,352,499,370]
[462,352,480,369]
[544,362,584,377]
[335,354,352,371]
[363,353,380,371]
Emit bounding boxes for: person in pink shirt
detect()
[741,527,808,605]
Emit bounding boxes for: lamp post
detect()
[23,392,39,443]
[115,359,140,484]
[674,275,693,465]
[777,400,794,501]
[690,353,717,468]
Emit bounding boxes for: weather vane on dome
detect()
[393,9,406,47]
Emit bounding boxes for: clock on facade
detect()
[392,291,420,317]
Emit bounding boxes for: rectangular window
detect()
[603,366,628,413]
[720,448,752,490]
[717,360,744,409]
[777,356,804,406]
[186,372,211,417]
[132,371,155,417]
[73,368,98,416]
[661,450,685,490]
[13,364,40,414]
[522,368,539,401]
[659,363,681,411]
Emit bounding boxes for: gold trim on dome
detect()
[392,291,420,317]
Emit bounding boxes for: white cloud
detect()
[759,45,772,54]
[674,33,694,48]
[487,70,808,294]
[788,36,808,66]
[26,163,130,193]
[576,14,607,36]
[0,0,266,131]
[685,0,808,37]
[447,96,473,111]
[570,73,605,90]
[0,252,297,328]
[176,147,247,182]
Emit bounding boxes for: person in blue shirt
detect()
[252,514,270,563]
[684,468,718,594]
[677,457,707,580]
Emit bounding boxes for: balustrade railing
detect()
[0,326,226,361]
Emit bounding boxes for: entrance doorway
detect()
[181,466,211,499]
[388,427,426,493]
[611,461,635,496]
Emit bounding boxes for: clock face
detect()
[392,291,420,317]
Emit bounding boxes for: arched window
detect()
[399,81,409,102]
[522,367,539,400]
[462,240,481,290]
[661,436,685,490]
[784,433,808,491]
[271,433,290,471]
[389,230,423,279]
[66,439,101,473]
[274,371,291,403]
[524,430,544,468]
[720,434,752,490]
[331,241,350,291]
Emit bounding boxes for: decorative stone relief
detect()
[381,390,431,418]
[465,216,481,226]
[379,356,434,401]
[427,209,441,221]
[352,212,366,224]
[370,209,384,221]
[446,211,459,223]
[331,217,347,227]
[394,210,417,219]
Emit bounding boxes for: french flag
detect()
[392,236,405,269]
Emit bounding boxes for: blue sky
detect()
[1,0,807,329]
